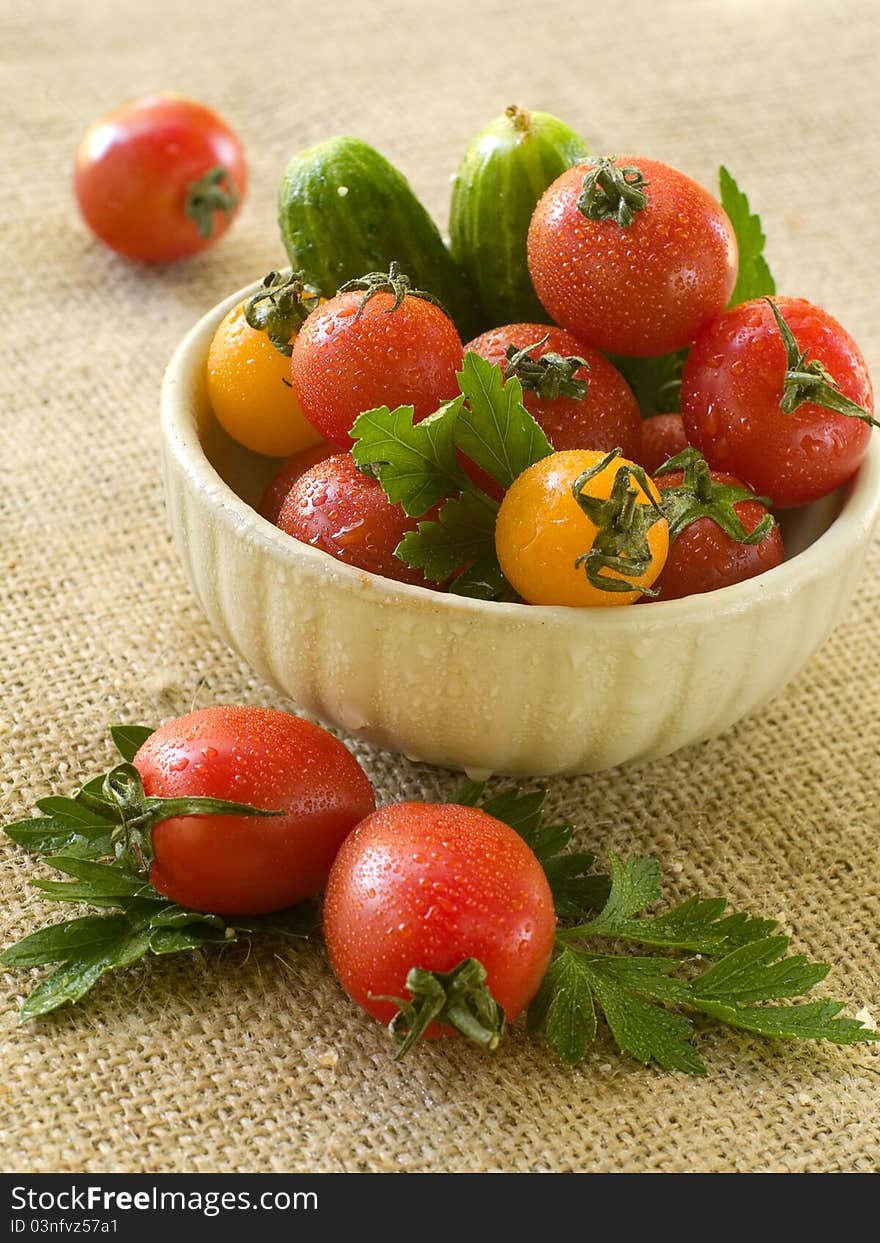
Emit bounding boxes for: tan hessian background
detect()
[2,0,879,1174]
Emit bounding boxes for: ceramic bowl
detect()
[160,280,880,777]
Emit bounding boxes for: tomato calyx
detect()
[655,447,776,545]
[576,156,649,227]
[244,270,322,356]
[184,166,240,240]
[338,260,448,320]
[372,958,505,1057]
[767,299,879,427]
[77,762,284,878]
[571,449,665,594]
[503,334,590,401]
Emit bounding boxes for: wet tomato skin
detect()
[277,453,437,588]
[289,291,463,449]
[323,802,557,1033]
[464,324,642,460]
[134,706,375,915]
[207,303,323,457]
[681,297,873,507]
[640,413,689,475]
[653,470,784,600]
[258,441,335,524]
[74,94,246,262]
[527,156,737,356]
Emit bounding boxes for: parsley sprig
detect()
[458,782,879,1074]
[350,351,553,599]
[2,726,317,1021]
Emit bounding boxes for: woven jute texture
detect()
[2,0,879,1174]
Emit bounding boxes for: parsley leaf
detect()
[349,399,466,516]
[2,848,318,1021]
[719,165,776,306]
[350,355,553,601]
[527,947,597,1065]
[583,957,706,1074]
[690,937,829,1004]
[395,492,497,585]
[2,728,319,1021]
[110,724,154,763]
[455,352,553,488]
[566,852,776,954]
[690,998,878,1046]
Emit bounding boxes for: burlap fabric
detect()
[2,0,878,1174]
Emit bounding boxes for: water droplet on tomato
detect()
[702,405,720,437]
[170,756,189,772]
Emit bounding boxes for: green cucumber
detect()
[449,105,590,327]
[278,135,480,338]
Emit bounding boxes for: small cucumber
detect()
[278,135,480,338]
[450,105,589,327]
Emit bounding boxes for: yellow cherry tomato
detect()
[495,449,668,607]
[206,303,323,457]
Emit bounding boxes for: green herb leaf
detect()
[691,998,880,1046]
[527,947,598,1065]
[1,914,133,967]
[149,924,232,954]
[33,796,112,827]
[350,357,554,600]
[147,905,227,931]
[4,817,114,859]
[395,492,497,583]
[32,856,149,901]
[455,352,553,489]
[589,852,662,926]
[18,929,154,1022]
[719,166,775,306]
[564,855,776,955]
[349,399,466,516]
[110,724,154,762]
[449,779,485,807]
[542,855,610,919]
[691,937,830,1004]
[585,959,707,1075]
[448,557,517,601]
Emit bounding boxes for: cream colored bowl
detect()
[160,281,880,777]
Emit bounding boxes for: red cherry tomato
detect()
[258,441,335,524]
[74,94,246,262]
[464,324,642,460]
[133,706,374,914]
[681,297,874,507]
[289,283,463,449]
[323,802,556,1036]
[654,469,784,600]
[527,156,737,356]
[640,413,689,474]
[277,452,439,588]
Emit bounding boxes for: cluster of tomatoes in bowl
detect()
[205,153,874,608]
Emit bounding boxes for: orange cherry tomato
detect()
[495,448,668,607]
[206,303,323,457]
